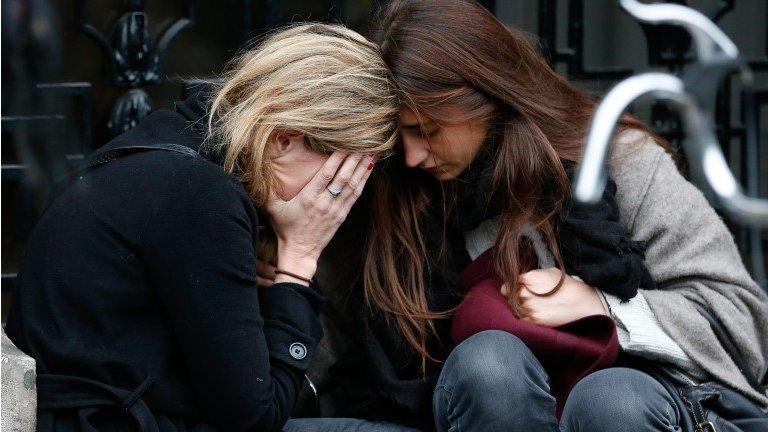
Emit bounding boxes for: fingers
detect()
[337,154,376,214]
[518,268,562,296]
[256,258,277,278]
[257,277,274,288]
[502,282,540,324]
[256,258,277,287]
[326,154,365,197]
[348,154,376,194]
[306,152,348,195]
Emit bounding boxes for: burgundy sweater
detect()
[451,248,619,417]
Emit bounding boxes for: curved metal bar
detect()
[74,1,113,57]
[156,18,194,58]
[156,1,195,58]
[620,0,738,60]
[576,1,767,226]
[573,73,683,203]
[79,24,114,59]
[675,97,768,226]
[574,72,768,226]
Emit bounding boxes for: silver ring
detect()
[326,187,342,198]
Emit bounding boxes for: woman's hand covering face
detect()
[501,268,607,327]
[264,151,376,284]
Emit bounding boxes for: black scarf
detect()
[557,174,656,300]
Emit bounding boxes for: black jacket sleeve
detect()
[141,157,323,431]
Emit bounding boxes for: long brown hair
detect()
[365,0,659,367]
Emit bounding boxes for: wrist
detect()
[572,276,608,317]
[276,241,319,264]
[276,249,317,284]
[274,272,312,286]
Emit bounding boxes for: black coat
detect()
[5,96,324,432]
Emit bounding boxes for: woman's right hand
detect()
[501,268,607,327]
[264,152,375,285]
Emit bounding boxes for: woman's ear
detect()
[268,130,306,158]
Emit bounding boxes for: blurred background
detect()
[2,0,767,323]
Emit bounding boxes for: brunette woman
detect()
[336,1,767,431]
[5,23,399,431]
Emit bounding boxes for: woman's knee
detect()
[438,330,548,398]
[562,367,680,432]
[433,331,558,432]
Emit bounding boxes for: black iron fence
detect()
[2,0,766,321]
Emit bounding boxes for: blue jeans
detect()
[283,418,422,432]
[433,330,685,432]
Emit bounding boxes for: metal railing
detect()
[575,0,767,287]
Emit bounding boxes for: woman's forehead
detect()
[398,104,481,129]
[398,107,429,128]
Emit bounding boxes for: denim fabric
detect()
[433,330,684,432]
[561,367,684,432]
[283,418,422,432]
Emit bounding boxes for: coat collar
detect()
[97,85,219,163]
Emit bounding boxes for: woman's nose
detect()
[401,136,430,168]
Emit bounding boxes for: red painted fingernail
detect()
[367,162,375,171]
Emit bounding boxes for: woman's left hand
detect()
[501,268,607,327]
[256,258,277,287]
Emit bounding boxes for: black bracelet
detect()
[274,269,313,284]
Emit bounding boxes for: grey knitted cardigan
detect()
[608,130,768,408]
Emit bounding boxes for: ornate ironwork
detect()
[573,0,767,286]
[74,0,194,135]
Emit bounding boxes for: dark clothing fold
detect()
[5,96,324,432]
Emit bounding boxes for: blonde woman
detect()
[5,24,398,432]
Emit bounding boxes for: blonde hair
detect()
[207,23,399,205]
